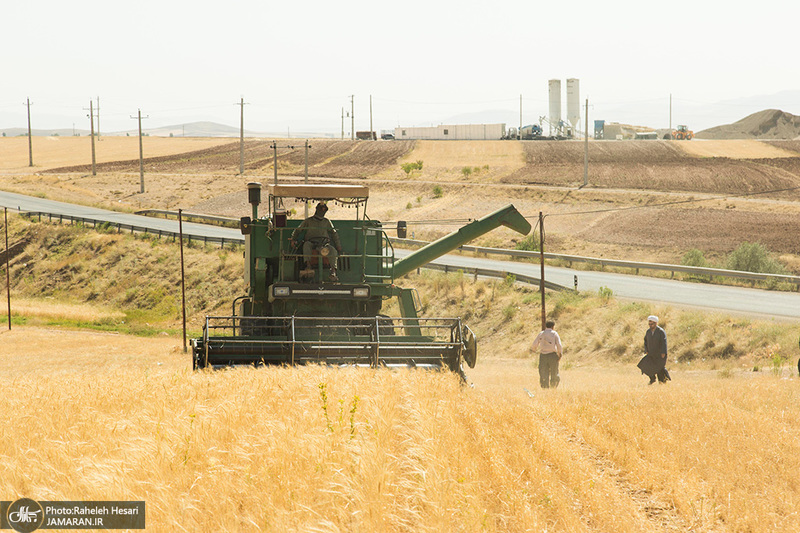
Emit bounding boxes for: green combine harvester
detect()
[192,183,531,378]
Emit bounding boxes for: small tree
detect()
[726,242,786,274]
[682,248,711,282]
[514,233,539,252]
[682,249,709,268]
[400,160,423,176]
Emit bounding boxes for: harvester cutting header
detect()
[192,183,531,378]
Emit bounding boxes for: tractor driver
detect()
[290,202,343,282]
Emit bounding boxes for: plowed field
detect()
[4,137,800,266]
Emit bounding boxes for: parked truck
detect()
[356,131,377,141]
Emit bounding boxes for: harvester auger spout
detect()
[391,204,531,278]
[191,184,531,379]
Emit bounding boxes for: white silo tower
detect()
[548,79,561,136]
[567,78,580,136]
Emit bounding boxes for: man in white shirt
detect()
[532,320,563,388]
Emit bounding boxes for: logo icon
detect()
[7,499,44,533]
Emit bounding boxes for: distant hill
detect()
[0,122,269,138]
[113,121,250,138]
[0,128,87,137]
[696,109,800,140]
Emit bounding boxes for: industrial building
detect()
[546,78,580,138]
[394,123,506,141]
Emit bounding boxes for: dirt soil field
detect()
[3,137,800,268]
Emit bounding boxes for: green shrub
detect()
[771,352,786,376]
[432,185,443,198]
[401,160,423,175]
[726,242,786,274]
[682,249,709,268]
[514,233,539,252]
[461,166,472,177]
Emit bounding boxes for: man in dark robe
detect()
[638,315,670,384]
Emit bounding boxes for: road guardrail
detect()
[391,238,800,290]
[16,210,569,291]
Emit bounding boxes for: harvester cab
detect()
[192,183,531,379]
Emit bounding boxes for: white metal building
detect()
[394,123,506,140]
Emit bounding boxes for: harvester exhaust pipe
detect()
[247,182,262,220]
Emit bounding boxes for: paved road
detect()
[409,251,800,320]
[3,190,800,320]
[0,190,237,242]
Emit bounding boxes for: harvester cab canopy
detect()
[267,184,370,222]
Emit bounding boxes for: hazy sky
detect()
[2,0,798,134]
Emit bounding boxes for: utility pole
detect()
[272,141,278,185]
[236,97,249,175]
[86,100,97,176]
[539,212,546,331]
[350,95,354,140]
[271,141,296,186]
[519,94,522,140]
[583,98,589,187]
[304,139,312,217]
[669,93,672,132]
[178,209,187,353]
[25,98,33,166]
[341,107,344,139]
[369,95,373,139]
[131,109,149,193]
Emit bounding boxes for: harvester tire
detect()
[463,326,477,369]
[192,340,206,370]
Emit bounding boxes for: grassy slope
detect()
[2,217,240,335]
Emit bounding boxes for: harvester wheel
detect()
[462,326,477,369]
[192,340,206,370]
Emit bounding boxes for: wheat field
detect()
[0,136,230,172]
[3,327,800,532]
